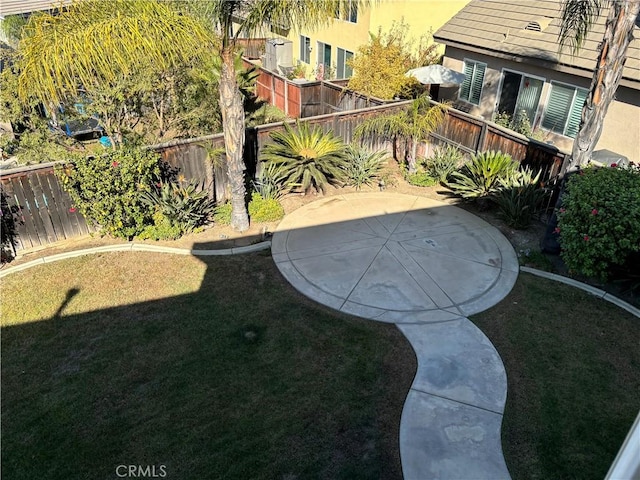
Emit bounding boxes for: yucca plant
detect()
[252,161,289,200]
[342,146,388,190]
[423,144,466,184]
[260,121,347,194]
[448,150,518,204]
[493,167,546,229]
[141,180,216,233]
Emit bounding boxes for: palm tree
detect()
[16,1,213,134]
[192,0,367,231]
[559,0,640,170]
[354,95,448,173]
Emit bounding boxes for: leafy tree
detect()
[347,20,440,100]
[192,0,368,231]
[16,0,214,147]
[559,0,640,169]
[354,95,447,172]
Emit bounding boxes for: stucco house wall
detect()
[439,47,640,161]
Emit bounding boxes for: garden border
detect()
[520,266,640,318]
[0,241,272,279]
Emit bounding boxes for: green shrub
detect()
[557,164,640,281]
[141,180,215,234]
[260,121,347,194]
[213,202,232,225]
[493,167,546,229]
[342,146,387,190]
[56,148,160,238]
[448,150,518,203]
[423,144,465,184]
[248,192,285,223]
[406,170,438,187]
[137,212,183,241]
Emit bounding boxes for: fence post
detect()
[476,120,488,154]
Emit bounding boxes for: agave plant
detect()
[260,121,347,194]
[423,144,466,184]
[141,180,216,233]
[493,166,546,229]
[447,150,518,203]
[252,161,289,200]
[342,146,388,190]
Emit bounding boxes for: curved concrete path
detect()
[272,193,519,480]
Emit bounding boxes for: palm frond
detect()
[559,0,605,54]
[18,0,214,104]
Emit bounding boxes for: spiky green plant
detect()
[448,151,518,202]
[423,144,466,184]
[252,162,289,200]
[140,180,216,234]
[493,167,546,229]
[260,122,347,194]
[342,146,388,190]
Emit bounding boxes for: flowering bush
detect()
[557,163,640,281]
[56,148,160,238]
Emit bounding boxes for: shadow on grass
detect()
[1,247,416,480]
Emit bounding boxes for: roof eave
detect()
[435,38,640,91]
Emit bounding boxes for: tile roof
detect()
[434,0,640,88]
[0,0,72,17]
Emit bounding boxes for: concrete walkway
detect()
[272,193,519,480]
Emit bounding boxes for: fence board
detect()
[11,176,42,248]
[42,169,75,239]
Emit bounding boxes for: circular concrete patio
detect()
[272,192,519,323]
[272,192,519,479]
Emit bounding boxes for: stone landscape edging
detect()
[0,241,272,278]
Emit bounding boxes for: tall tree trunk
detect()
[219,48,250,232]
[569,0,640,170]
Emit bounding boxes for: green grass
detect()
[471,273,640,480]
[1,252,416,480]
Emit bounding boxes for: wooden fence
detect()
[1,101,569,254]
[247,59,397,118]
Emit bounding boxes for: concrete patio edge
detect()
[0,241,272,278]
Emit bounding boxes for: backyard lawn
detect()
[0,252,416,480]
[472,273,640,480]
[2,252,638,480]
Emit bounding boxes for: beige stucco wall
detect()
[440,47,640,162]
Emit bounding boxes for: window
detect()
[541,82,588,138]
[337,48,353,78]
[317,41,332,70]
[300,35,311,64]
[496,70,544,125]
[459,60,486,105]
[342,0,357,23]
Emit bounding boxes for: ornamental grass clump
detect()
[557,163,640,281]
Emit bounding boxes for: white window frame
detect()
[459,59,487,106]
[494,68,546,125]
[299,35,311,64]
[337,48,354,79]
[341,0,358,23]
[540,80,589,138]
